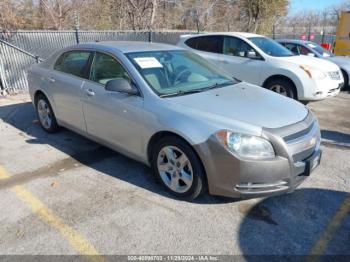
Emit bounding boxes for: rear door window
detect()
[185,36,223,54]
[54,51,91,78]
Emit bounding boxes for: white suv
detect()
[178,32,344,102]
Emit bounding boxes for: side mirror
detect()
[105,79,138,95]
[246,51,259,59]
[307,53,316,57]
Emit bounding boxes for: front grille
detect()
[284,121,321,163]
[328,71,342,80]
[327,87,340,96]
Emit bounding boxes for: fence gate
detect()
[0,39,43,95]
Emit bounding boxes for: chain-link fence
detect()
[0,30,336,95]
[0,30,197,94]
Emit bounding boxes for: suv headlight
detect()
[215,130,275,159]
[300,65,326,80]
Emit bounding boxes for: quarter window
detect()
[90,52,130,85]
[54,51,91,78]
[185,36,223,54]
[223,36,257,58]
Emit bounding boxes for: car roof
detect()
[67,41,183,53]
[180,32,262,40]
[277,39,310,45]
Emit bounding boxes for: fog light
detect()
[314,91,323,96]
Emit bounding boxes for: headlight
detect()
[215,130,275,159]
[300,65,326,80]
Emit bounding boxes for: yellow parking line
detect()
[0,166,106,262]
[308,194,350,258]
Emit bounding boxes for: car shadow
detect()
[321,130,350,146]
[238,188,350,257]
[0,101,236,204]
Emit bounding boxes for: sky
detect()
[289,0,346,14]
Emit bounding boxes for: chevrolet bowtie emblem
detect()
[310,137,316,146]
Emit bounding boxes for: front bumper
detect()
[300,77,343,101]
[194,112,321,199]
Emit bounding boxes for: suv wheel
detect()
[266,78,297,99]
[36,94,59,133]
[152,137,205,200]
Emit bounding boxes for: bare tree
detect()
[39,0,75,29]
[125,0,157,30]
[240,0,288,34]
[0,0,25,31]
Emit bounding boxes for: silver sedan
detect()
[28,41,321,200]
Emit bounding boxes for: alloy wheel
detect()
[157,146,193,193]
[270,84,288,96]
[37,99,52,129]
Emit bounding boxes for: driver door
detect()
[82,52,144,157]
[218,36,263,85]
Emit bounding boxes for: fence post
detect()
[0,55,7,95]
[148,29,152,42]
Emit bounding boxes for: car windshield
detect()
[249,37,295,57]
[305,42,334,57]
[127,50,235,97]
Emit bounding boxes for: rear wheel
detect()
[151,136,205,200]
[36,94,59,133]
[265,78,297,99]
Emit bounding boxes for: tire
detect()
[151,136,205,200]
[265,78,297,99]
[341,70,349,91]
[35,94,59,133]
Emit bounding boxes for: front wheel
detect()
[265,78,297,99]
[151,137,205,200]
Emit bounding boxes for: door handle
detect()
[48,77,55,83]
[85,89,95,97]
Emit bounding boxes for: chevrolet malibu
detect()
[28,41,322,200]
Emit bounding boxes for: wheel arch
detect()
[147,131,208,186]
[341,69,349,87]
[33,89,57,113]
[262,74,298,98]
[34,90,47,105]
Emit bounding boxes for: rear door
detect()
[50,50,92,132]
[185,35,224,64]
[81,51,144,157]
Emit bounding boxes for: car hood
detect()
[168,82,308,129]
[326,56,350,69]
[274,55,340,71]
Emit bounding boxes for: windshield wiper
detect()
[159,80,235,98]
[159,89,204,98]
[201,80,235,91]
